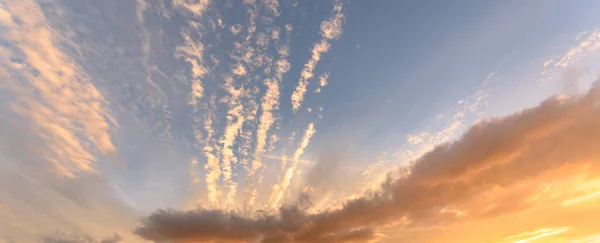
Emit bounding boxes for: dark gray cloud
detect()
[42,232,122,243]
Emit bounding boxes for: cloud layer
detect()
[135,77,600,242]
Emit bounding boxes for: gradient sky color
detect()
[1,0,600,242]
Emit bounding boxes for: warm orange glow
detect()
[570,233,600,243]
[563,190,600,206]
[502,227,569,243]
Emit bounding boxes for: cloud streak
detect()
[0,0,118,177]
[290,2,344,111]
[270,122,316,209]
[247,26,293,208]
[176,30,208,105]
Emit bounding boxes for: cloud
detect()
[0,124,139,240]
[249,78,280,175]
[242,12,293,208]
[270,123,316,209]
[42,232,122,243]
[199,106,222,208]
[541,29,600,83]
[290,2,345,111]
[175,30,208,105]
[399,74,493,166]
[172,0,210,17]
[553,28,600,68]
[0,0,118,178]
[189,157,201,185]
[232,63,248,76]
[500,227,569,243]
[136,78,600,242]
[231,24,244,36]
[406,132,428,145]
[314,73,329,93]
[318,73,329,87]
[219,76,247,207]
[247,45,292,206]
[135,207,383,243]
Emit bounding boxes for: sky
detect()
[1,0,600,242]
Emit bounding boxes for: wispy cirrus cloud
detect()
[552,29,600,68]
[246,24,293,208]
[201,108,222,207]
[0,1,118,177]
[219,75,248,207]
[176,30,208,105]
[172,0,210,17]
[541,28,600,82]
[270,122,316,209]
[291,1,344,111]
[314,72,329,93]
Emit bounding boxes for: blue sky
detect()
[1,0,600,242]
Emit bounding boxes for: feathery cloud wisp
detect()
[219,75,247,207]
[553,28,600,68]
[271,122,316,209]
[0,1,117,177]
[172,0,210,17]
[202,111,222,207]
[176,31,208,105]
[290,2,344,111]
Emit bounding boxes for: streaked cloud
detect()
[0,0,117,177]
[172,0,210,17]
[500,227,569,243]
[270,122,316,209]
[315,72,329,93]
[552,28,600,68]
[176,30,208,105]
[202,114,222,207]
[541,28,600,82]
[291,2,344,111]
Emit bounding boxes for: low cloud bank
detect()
[135,81,600,243]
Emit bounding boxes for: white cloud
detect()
[541,29,600,83]
[543,59,554,67]
[553,28,600,68]
[290,2,344,111]
[230,24,243,36]
[202,115,222,207]
[172,0,210,17]
[175,31,208,105]
[232,63,247,76]
[271,122,316,209]
[219,76,247,207]
[407,132,429,145]
[318,72,329,87]
[320,3,344,40]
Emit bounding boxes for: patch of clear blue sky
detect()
[297,0,600,158]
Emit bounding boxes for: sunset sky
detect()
[1,0,600,242]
